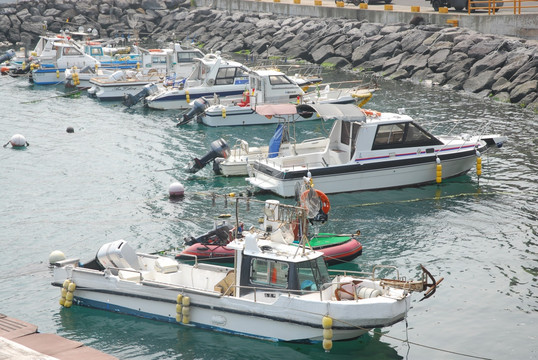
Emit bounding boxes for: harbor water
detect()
[0,69,536,359]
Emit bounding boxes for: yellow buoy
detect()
[436,158,442,184]
[322,316,333,352]
[185,90,190,103]
[222,107,226,118]
[182,296,190,306]
[68,282,76,292]
[63,279,70,289]
[476,157,482,176]
[136,62,140,70]
[56,69,60,78]
[66,292,73,301]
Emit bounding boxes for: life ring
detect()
[361,109,381,117]
[300,189,330,215]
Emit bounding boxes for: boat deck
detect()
[0,314,117,360]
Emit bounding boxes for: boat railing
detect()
[232,284,326,301]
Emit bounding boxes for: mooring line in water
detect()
[335,190,525,209]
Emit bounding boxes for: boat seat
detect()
[154,257,179,274]
[118,269,142,282]
[214,270,235,296]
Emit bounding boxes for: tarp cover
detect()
[268,124,284,158]
[254,104,297,116]
[301,104,367,122]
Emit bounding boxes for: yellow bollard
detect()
[384,4,393,10]
[293,0,300,3]
[336,1,345,7]
[315,0,322,5]
[411,5,421,11]
[446,19,459,27]
[439,7,449,13]
[359,3,368,8]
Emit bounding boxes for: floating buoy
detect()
[176,294,183,323]
[169,182,185,197]
[476,151,482,177]
[49,250,66,264]
[322,316,333,352]
[56,69,60,78]
[60,279,76,308]
[185,90,190,104]
[435,158,442,184]
[221,107,226,118]
[66,126,74,133]
[182,296,190,324]
[4,134,29,148]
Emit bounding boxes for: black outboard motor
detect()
[0,49,15,64]
[122,83,159,107]
[177,97,210,126]
[187,138,230,174]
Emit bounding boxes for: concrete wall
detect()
[197,0,538,39]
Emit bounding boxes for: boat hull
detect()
[247,149,481,197]
[52,263,408,342]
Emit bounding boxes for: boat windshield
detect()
[372,122,442,150]
[296,257,331,291]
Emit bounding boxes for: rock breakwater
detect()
[1,0,536,110]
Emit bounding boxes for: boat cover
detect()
[254,104,298,116]
[300,103,367,122]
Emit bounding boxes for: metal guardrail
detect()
[468,0,538,14]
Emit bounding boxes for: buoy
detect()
[56,69,59,78]
[185,90,190,103]
[182,296,190,324]
[66,126,74,133]
[435,158,442,184]
[5,134,28,148]
[221,107,226,118]
[49,250,66,264]
[176,294,183,323]
[476,151,482,177]
[60,279,76,308]
[169,182,185,197]
[322,316,333,352]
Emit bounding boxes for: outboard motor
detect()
[177,97,210,126]
[0,49,15,64]
[187,138,230,174]
[122,83,159,107]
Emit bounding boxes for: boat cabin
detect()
[186,52,249,88]
[249,69,304,106]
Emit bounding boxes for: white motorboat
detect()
[246,103,507,197]
[142,52,250,110]
[87,44,204,100]
[51,198,441,346]
[180,69,373,127]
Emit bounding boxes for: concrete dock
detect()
[0,314,117,360]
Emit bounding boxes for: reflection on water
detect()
[1,70,536,359]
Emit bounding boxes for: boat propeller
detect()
[122,83,159,107]
[177,97,210,126]
[187,138,230,174]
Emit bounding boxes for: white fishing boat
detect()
[179,69,373,127]
[51,198,441,347]
[246,103,507,197]
[86,44,204,100]
[141,52,250,110]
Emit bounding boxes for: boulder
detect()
[468,51,507,78]
[311,44,335,64]
[398,52,428,74]
[351,41,374,67]
[0,15,11,33]
[491,77,511,93]
[467,39,505,59]
[462,70,496,93]
[401,29,431,53]
[427,48,450,72]
[494,52,530,81]
[323,56,350,68]
[509,80,538,103]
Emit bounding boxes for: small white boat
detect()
[246,103,507,197]
[179,69,374,127]
[51,198,441,346]
[87,44,204,100]
[142,52,250,110]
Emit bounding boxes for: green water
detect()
[0,70,536,359]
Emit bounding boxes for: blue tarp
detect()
[268,124,284,158]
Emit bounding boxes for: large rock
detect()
[467,38,505,59]
[427,48,450,72]
[398,52,428,74]
[0,15,11,33]
[311,44,335,64]
[323,56,350,68]
[462,70,496,93]
[510,80,538,103]
[494,52,530,80]
[351,41,374,67]
[401,29,431,53]
[468,51,507,78]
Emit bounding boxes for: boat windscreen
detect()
[301,104,367,122]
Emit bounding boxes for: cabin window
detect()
[63,47,80,56]
[340,121,351,145]
[372,122,443,150]
[152,55,167,64]
[215,67,237,85]
[176,51,203,63]
[250,259,289,288]
[90,48,102,56]
[296,258,330,291]
[268,75,293,85]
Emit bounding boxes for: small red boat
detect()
[176,232,362,266]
